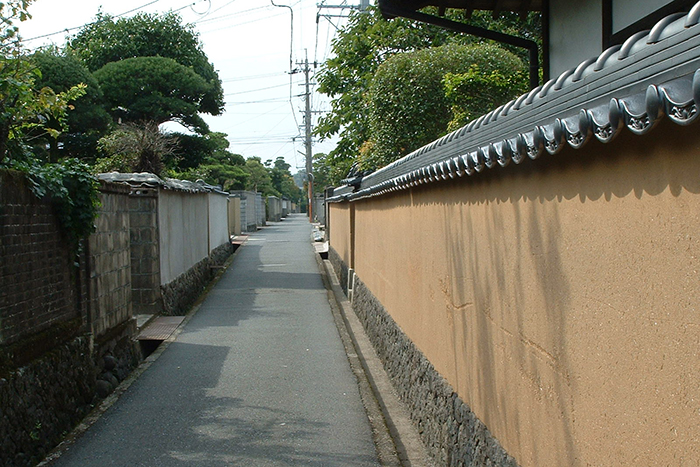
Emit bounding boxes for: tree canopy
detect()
[0,0,100,247]
[315,5,540,181]
[94,56,212,133]
[31,48,111,161]
[67,12,224,117]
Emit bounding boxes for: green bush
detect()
[363,43,526,171]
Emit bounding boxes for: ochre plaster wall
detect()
[329,202,353,268]
[347,119,700,466]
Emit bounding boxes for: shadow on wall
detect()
[390,118,700,209]
[350,117,700,465]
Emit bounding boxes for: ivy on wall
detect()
[2,160,101,252]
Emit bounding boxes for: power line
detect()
[224,82,292,96]
[222,71,287,83]
[24,0,166,43]
[193,5,269,25]
[226,97,292,105]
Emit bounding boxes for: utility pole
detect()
[301,54,314,222]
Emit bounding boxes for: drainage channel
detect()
[137,316,185,358]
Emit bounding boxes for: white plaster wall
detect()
[158,190,209,285]
[549,0,602,78]
[207,192,229,250]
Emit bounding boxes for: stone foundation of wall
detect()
[0,335,95,467]
[329,247,350,296]
[346,267,518,467]
[93,318,141,399]
[0,321,141,466]
[161,242,234,316]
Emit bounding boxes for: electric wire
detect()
[24,0,164,42]
[224,82,292,96]
[22,0,210,44]
[222,71,286,83]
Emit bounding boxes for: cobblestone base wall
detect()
[161,242,234,316]
[328,247,349,296]
[0,335,95,467]
[349,273,519,467]
[0,325,141,466]
[93,319,141,399]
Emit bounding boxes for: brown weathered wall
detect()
[337,119,700,466]
[329,202,353,268]
[0,170,79,346]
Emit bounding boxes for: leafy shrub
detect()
[363,43,526,171]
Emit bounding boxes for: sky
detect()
[17,0,357,174]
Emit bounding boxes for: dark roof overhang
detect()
[378,0,542,18]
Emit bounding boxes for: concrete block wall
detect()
[128,189,161,314]
[256,192,265,227]
[88,182,133,337]
[267,196,282,222]
[0,170,78,346]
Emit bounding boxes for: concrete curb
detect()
[315,254,434,467]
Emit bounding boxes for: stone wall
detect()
[0,172,232,464]
[0,170,79,346]
[329,246,350,296]
[0,172,141,466]
[0,335,95,467]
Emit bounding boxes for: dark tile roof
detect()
[329,1,700,202]
[98,173,228,194]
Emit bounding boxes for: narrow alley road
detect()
[50,214,379,466]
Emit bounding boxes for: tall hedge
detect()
[364,43,527,171]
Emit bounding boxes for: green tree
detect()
[31,48,111,161]
[316,7,458,175]
[315,5,540,175]
[168,131,240,170]
[444,64,529,131]
[243,156,274,194]
[67,11,223,117]
[311,153,333,192]
[0,1,88,161]
[172,133,249,191]
[93,56,212,133]
[0,1,100,248]
[268,156,302,203]
[364,43,526,171]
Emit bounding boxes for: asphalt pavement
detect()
[49,214,380,467]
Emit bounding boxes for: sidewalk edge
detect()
[316,255,434,467]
